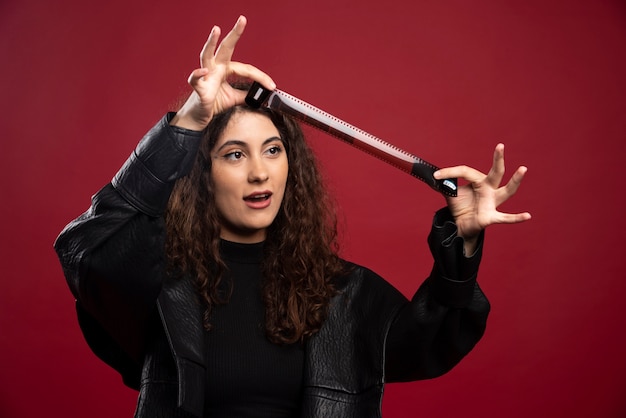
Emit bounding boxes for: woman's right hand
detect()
[170,16,276,131]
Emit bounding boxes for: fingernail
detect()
[433,171,441,179]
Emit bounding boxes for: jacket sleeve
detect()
[384,207,491,382]
[53,113,203,363]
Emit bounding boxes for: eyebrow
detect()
[215,136,283,153]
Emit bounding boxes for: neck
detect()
[219,229,266,244]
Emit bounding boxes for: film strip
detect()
[245,82,457,197]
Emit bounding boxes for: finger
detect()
[187,68,210,86]
[434,165,485,184]
[493,211,532,225]
[495,165,527,206]
[215,15,247,64]
[200,26,221,69]
[486,143,505,188]
[228,61,276,90]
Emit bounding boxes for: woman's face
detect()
[211,111,288,243]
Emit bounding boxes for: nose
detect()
[248,156,269,183]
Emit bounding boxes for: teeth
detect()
[247,194,269,200]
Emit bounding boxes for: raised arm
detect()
[54,15,273,362]
[385,145,530,381]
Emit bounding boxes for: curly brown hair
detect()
[164,105,346,344]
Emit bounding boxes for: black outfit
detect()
[204,240,304,417]
[54,113,491,417]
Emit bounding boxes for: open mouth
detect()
[244,193,272,202]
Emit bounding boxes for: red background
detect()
[2,0,625,416]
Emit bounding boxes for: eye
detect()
[224,151,244,160]
[265,145,283,156]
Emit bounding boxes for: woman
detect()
[54,16,530,417]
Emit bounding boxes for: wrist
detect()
[462,235,479,257]
[169,112,208,132]
[458,225,481,257]
[170,94,211,131]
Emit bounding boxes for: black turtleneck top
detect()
[203,240,304,417]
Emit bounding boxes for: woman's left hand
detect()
[434,143,531,254]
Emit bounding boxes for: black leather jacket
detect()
[54,114,490,417]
